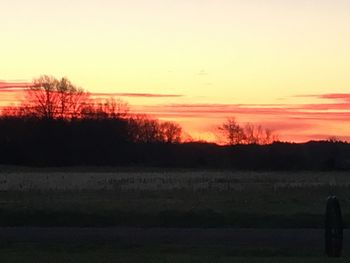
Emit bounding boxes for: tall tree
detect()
[56,77,88,119]
[219,118,278,145]
[218,118,246,145]
[127,115,182,144]
[24,75,88,119]
[244,123,276,145]
[160,121,182,143]
[81,97,129,120]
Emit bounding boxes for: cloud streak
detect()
[1,87,349,142]
[130,94,350,142]
[295,93,350,102]
[0,81,30,104]
[135,102,350,119]
[0,81,31,90]
[90,92,183,98]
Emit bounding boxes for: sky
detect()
[1,0,350,142]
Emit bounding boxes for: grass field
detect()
[0,242,348,263]
[0,167,348,261]
[0,168,349,227]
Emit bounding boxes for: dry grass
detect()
[0,168,348,228]
[0,169,348,192]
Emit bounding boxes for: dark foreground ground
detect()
[0,170,349,228]
[0,227,349,262]
[0,169,348,261]
[0,227,341,249]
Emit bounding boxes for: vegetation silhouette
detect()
[218,117,278,145]
[1,75,349,170]
[325,196,343,257]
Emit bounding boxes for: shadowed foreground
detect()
[0,227,350,252]
[0,228,350,262]
[0,170,350,228]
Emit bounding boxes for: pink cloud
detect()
[318,93,350,101]
[294,93,350,102]
[300,103,350,110]
[0,82,29,105]
[90,92,183,98]
[0,87,349,142]
[133,104,307,119]
[0,81,31,90]
[130,100,350,142]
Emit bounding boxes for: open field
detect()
[0,168,349,228]
[0,227,350,262]
[1,242,349,263]
[0,167,349,191]
[0,242,349,263]
[0,167,349,260]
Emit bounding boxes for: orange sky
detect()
[1,81,350,142]
[1,1,350,142]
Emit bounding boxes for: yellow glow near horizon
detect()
[1,0,350,142]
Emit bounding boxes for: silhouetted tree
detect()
[56,77,88,119]
[128,115,162,143]
[160,121,182,143]
[244,123,278,145]
[327,136,344,143]
[127,115,182,144]
[23,75,88,119]
[219,118,278,145]
[81,97,129,120]
[1,105,27,118]
[103,98,129,119]
[218,118,246,145]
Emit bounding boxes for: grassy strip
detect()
[0,209,334,228]
[0,242,347,263]
[0,183,348,228]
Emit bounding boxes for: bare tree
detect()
[219,118,278,145]
[25,75,59,119]
[23,75,88,119]
[127,115,182,144]
[1,105,28,118]
[101,98,129,119]
[159,121,182,143]
[244,123,262,144]
[80,97,129,120]
[327,136,343,143]
[244,123,277,145]
[127,115,162,143]
[218,118,246,145]
[56,77,88,119]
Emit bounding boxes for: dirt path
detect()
[0,227,348,252]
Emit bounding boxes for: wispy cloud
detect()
[134,103,300,118]
[0,81,31,90]
[294,93,350,102]
[0,81,30,104]
[136,102,350,120]
[131,96,350,142]
[90,92,183,98]
[1,87,349,142]
[318,93,350,101]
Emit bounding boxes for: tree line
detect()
[1,75,349,170]
[2,75,278,145]
[2,75,182,144]
[218,118,278,145]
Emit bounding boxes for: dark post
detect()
[325,196,343,257]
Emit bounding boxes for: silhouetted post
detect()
[325,196,343,257]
